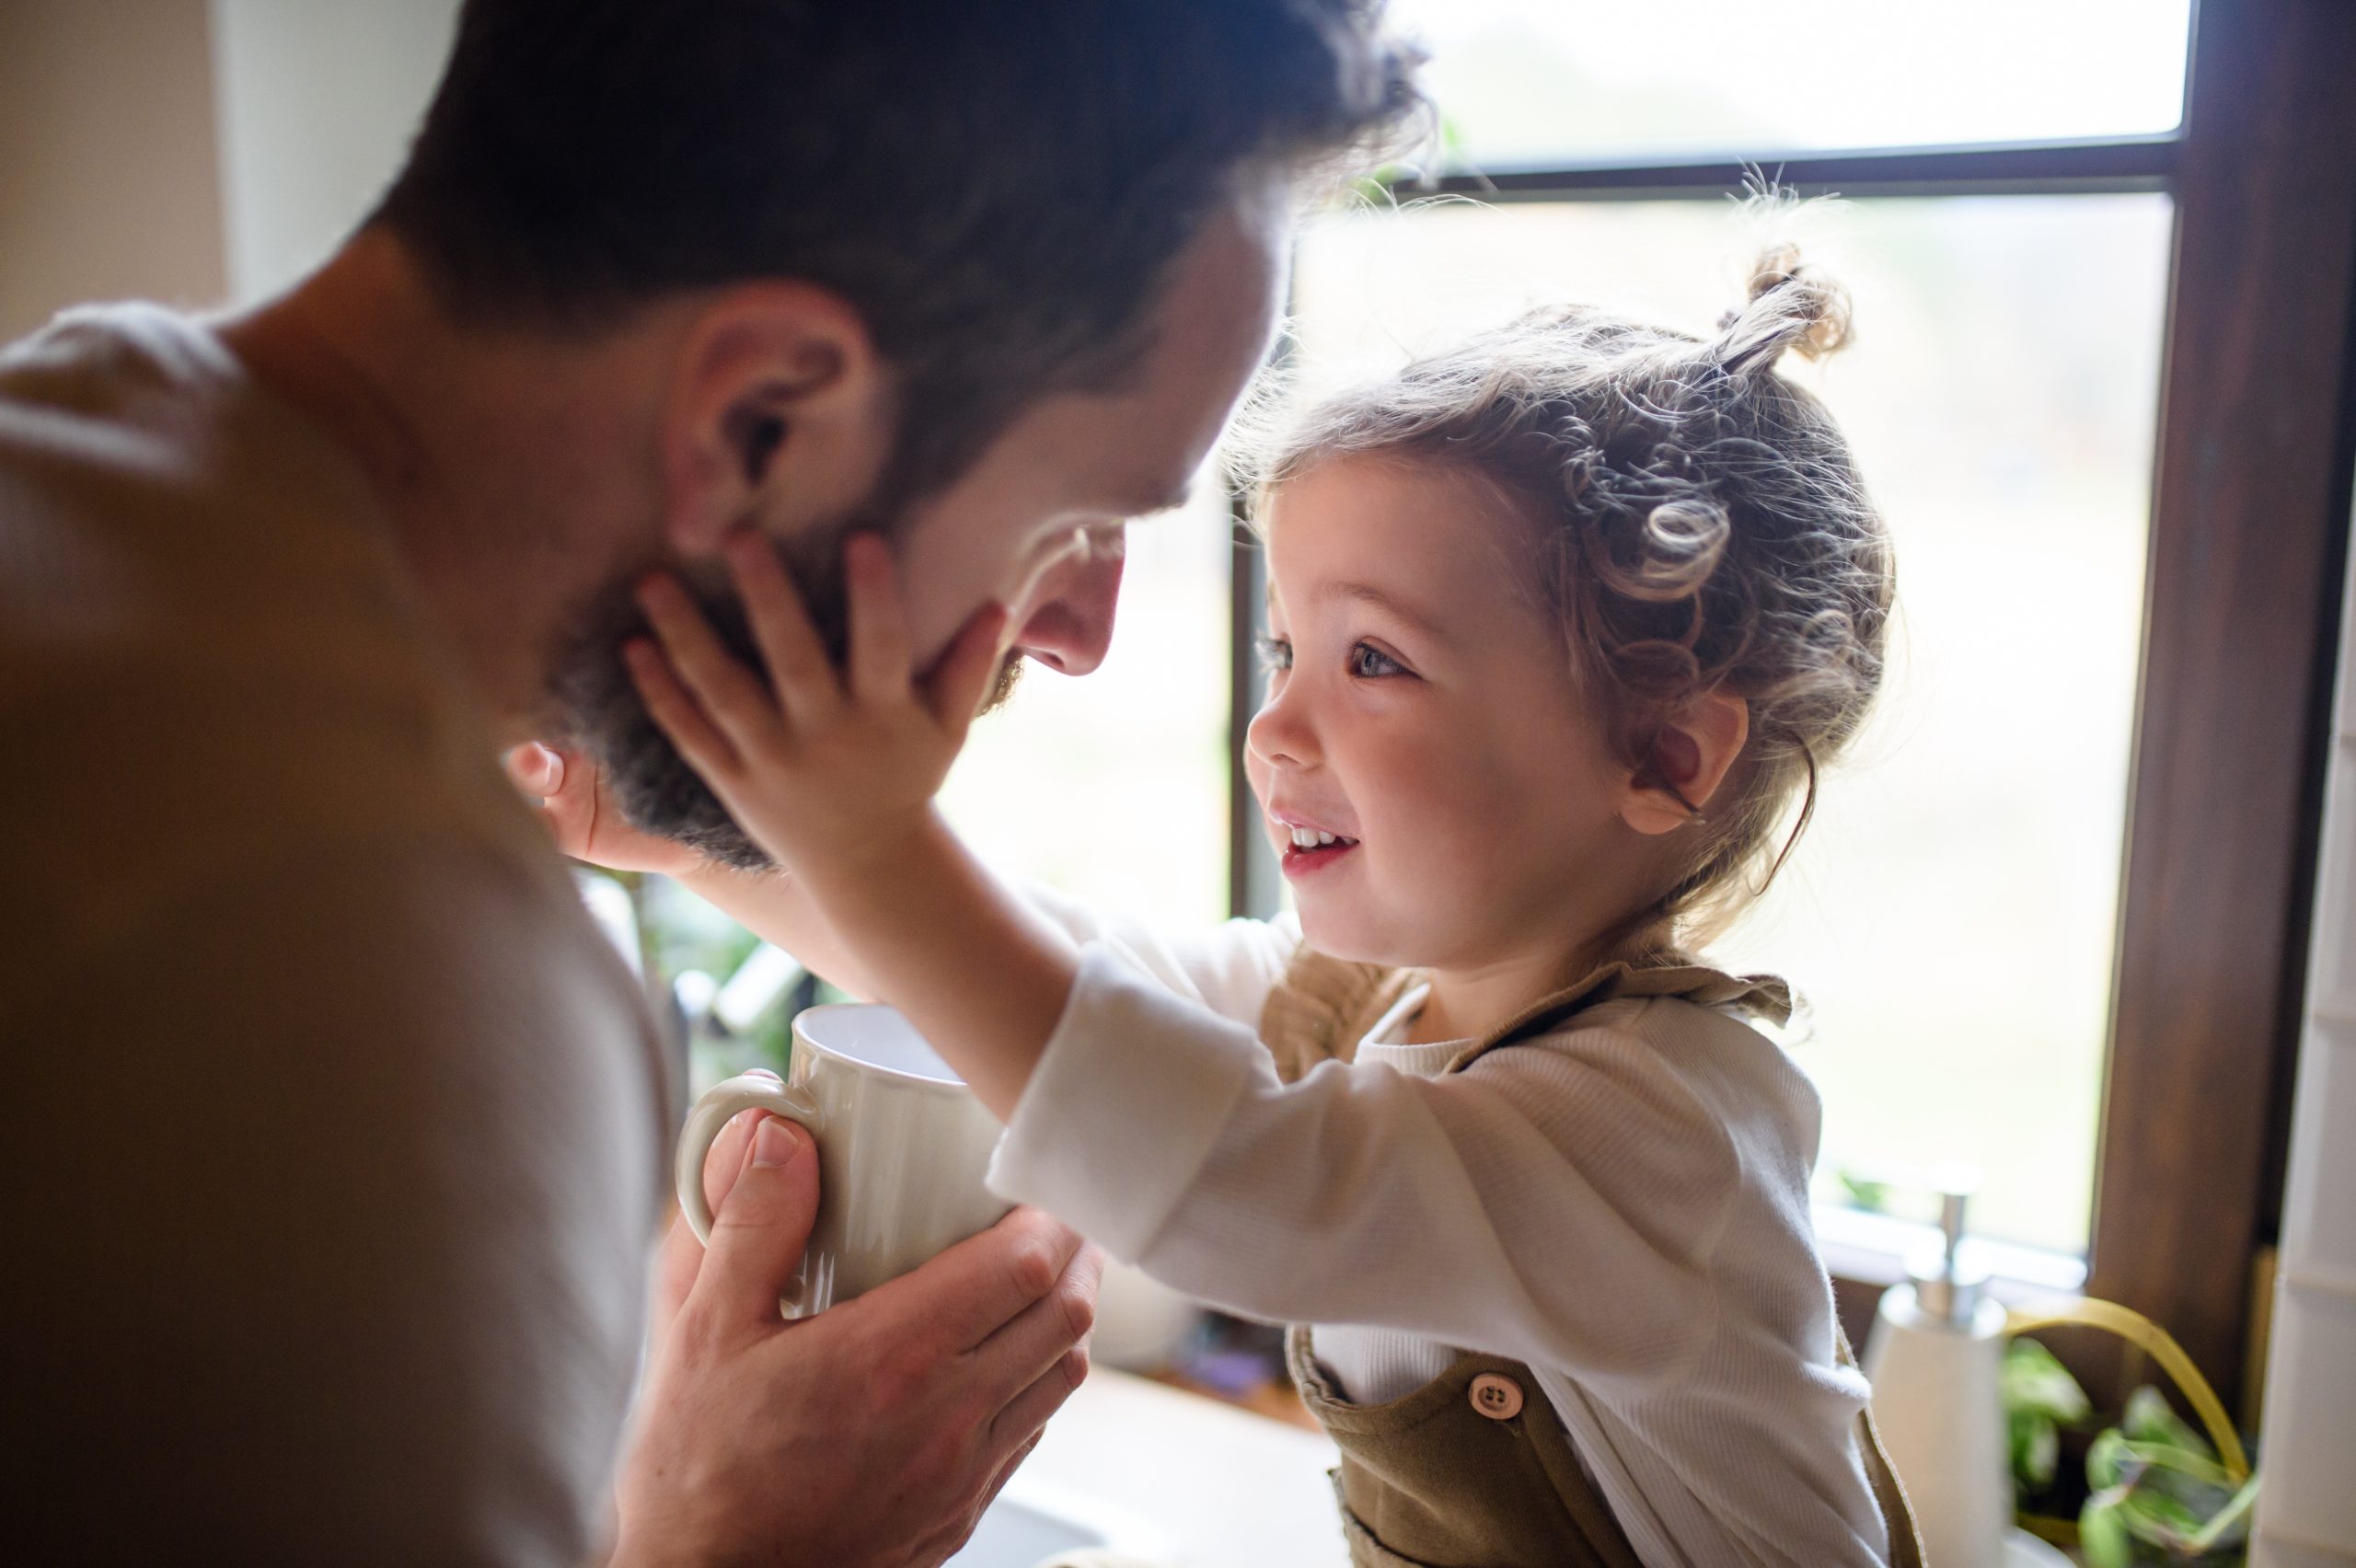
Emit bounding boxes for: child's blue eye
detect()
[1349,642,1405,678]
[1254,634,1293,674]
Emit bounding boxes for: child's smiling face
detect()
[1246,455,1638,976]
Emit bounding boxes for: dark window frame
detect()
[1228,0,2356,1416]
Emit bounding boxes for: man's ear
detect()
[1620,689,1750,836]
[658,282,892,556]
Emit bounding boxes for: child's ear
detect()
[1620,690,1750,836]
[659,281,892,556]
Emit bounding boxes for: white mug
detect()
[676,1004,1011,1315]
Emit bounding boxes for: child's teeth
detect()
[1316,831,1335,846]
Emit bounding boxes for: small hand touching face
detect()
[623,531,1009,881]
[549,182,1287,870]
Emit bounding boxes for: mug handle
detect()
[675,1072,824,1244]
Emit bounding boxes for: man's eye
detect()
[1349,642,1405,678]
[1253,634,1293,674]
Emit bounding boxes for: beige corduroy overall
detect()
[1258,950,1926,1568]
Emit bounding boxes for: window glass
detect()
[1288,193,2174,1252]
[1390,0,2191,172]
[940,485,1235,929]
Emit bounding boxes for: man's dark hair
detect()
[373,0,1422,509]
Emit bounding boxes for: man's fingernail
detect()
[503,743,559,791]
[752,1118,799,1169]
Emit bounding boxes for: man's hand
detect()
[612,1101,1102,1568]
[502,741,705,879]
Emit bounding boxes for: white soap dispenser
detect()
[1861,1181,2012,1568]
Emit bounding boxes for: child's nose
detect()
[1246,686,1319,768]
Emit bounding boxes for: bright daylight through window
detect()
[826,0,2192,1262]
[1398,0,2191,168]
[1288,194,2169,1257]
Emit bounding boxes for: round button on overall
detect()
[1468,1372,1524,1421]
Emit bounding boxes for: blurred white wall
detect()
[208,0,459,303]
[0,0,228,340]
[2254,490,2356,1564]
[0,0,460,342]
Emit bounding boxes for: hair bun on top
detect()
[1714,242,1853,375]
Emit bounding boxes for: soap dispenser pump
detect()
[1861,1178,2012,1568]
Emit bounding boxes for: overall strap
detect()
[1259,947,1793,1086]
[1442,959,1793,1074]
[1450,963,1923,1564]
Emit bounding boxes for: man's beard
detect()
[980,646,1025,715]
[548,522,1024,873]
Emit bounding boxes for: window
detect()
[1287,191,2171,1258]
[940,486,1236,931]
[640,0,2355,1414]
[1263,0,2356,1412]
[1267,0,2201,1279]
[1396,0,2190,170]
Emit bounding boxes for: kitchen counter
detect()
[1019,1367,1347,1567]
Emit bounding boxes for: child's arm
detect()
[624,531,1709,1348]
[625,531,1096,1120]
[511,735,1296,1027]
[627,529,1724,1355]
[626,554,1888,1565]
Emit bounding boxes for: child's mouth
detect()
[1279,824,1359,877]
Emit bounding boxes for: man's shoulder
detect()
[1,302,409,656]
[0,306,561,990]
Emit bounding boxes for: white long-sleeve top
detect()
[987,893,1896,1568]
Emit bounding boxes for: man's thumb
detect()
[502,741,564,797]
[697,1114,821,1326]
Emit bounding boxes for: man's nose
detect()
[1011,536,1125,676]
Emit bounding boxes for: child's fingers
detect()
[723,530,842,729]
[625,636,743,778]
[636,573,780,756]
[924,601,1011,741]
[844,534,916,707]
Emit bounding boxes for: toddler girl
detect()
[618,244,1920,1568]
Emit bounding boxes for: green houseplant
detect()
[1999,1303,2259,1566]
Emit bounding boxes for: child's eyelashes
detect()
[1253,633,1413,681]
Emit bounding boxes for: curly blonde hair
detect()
[1253,245,1892,945]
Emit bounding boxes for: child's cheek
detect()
[1392,759,1528,898]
